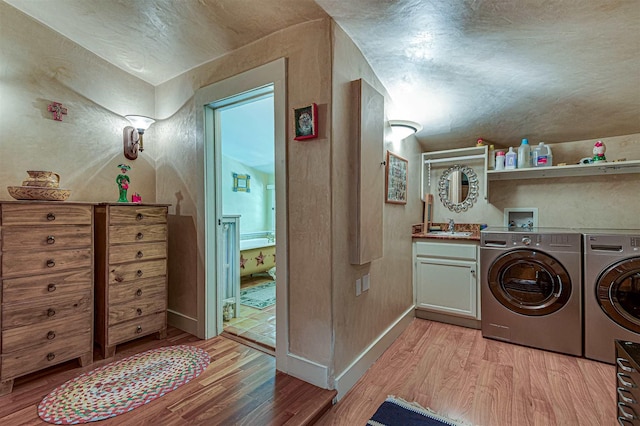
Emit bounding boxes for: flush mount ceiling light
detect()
[123,115,155,160]
[389,120,422,141]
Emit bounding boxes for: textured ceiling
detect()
[4,0,640,151]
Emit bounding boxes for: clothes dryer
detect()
[480,229,582,356]
[584,232,640,364]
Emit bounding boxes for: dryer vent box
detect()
[504,208,538,230]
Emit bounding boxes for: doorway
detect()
[198,59,288,368]
[210,86,277,351]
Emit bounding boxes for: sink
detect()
[427,231,474,237]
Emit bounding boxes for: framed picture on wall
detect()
[385,151,408,204]
[293,103,318,140]
[233,173,251,192]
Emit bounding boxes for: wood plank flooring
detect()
[0,327,335,425]
[317,318,616,426]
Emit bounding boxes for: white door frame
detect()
[195,58,288,369]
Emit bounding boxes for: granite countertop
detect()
[411,222,482,241]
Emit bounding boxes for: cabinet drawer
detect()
[2,312,91,353]
[109,259,166,284]
[108,206,167,225]
[2,291,92,329]
[2,269,92,303]
[109,297,167,325]
[1,204,92,226]
[415,241,477,260]
[108,224,167,245]
[108,241,167,264]
[107,311,165,347]
[109,275,166,305]
[1,330,92,381]
[2,247,92,278]
[2,225,92,251]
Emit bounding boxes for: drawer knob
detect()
[47,352,55,361]
[618,373,638,388]
[137,308,143,316]
[136,213,144,221]
[46,235,56,244]
[618,387,637,404]
[136,325,142,333]
[136,251,144,259]
[47,331,56,340]
[47,308,56,317]
[46,259,56,268]
[47,283,57,292]
[136,270,143,277]
[136,232,144,240]
[46,213,56,221]
[136,289,143,297]
[618,357,637,373]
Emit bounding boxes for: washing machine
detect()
[584,232,640,364]
[480,229,582,356]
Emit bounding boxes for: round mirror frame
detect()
[437,164,479,212]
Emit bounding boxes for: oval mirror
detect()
[437,164,479,212]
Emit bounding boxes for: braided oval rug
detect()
[38,345,210,424]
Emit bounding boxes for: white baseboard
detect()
[333,306,415,401]
[284,353,329,389]
[167,309,198,336]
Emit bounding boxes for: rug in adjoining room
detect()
[368,396,469,426]
[240,280,276,309]
[38,345,210,425]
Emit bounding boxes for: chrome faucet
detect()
[448,218,455,233]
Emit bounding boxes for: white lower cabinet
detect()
[413,240,480,328]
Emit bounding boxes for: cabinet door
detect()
[416,258,477,319]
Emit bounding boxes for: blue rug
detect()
[367,396,467,426]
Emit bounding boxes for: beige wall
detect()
[0,3,157,203]
[154,19,334,364]
[330,23,422,375]
[428,134,640,228]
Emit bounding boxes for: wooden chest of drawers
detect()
[0,202,94,395]
[94,204,168,358]
[616,340,640,425]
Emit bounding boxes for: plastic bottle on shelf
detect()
[505,147,517,169]
[495,151,506,170]
[488,144,495,169]
[533,142,553,167]
[517,138,531,169]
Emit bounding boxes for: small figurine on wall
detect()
[593,140,607,162]
[116,164,131,202]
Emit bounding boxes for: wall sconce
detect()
[389,120,422,141]
[123,115,155,160]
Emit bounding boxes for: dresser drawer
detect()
[2,225,92,251]
[109,296,166,325]
[1,204,92,226]
[107,311,165,347]
[1,330,92,380]
[108,206,167,225]
[109,259,167,284]
[2,291,92,329]
[108,241,167,264]
[108,224,167,245]
[2,312,91,353]
[2,269,92,303]
[2,247,92,278]
[109,275,166,305]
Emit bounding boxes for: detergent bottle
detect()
[517,138,531,168]
[505,147,517,170]
[533,142,553,167]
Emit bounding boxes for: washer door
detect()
[597,257,640,333]
[487,249,571,316]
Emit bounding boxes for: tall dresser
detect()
[94,203,168,359]
[0,202,94,395]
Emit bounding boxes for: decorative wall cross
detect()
[47,102,68,121]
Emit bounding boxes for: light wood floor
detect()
[0,327,335,425]
[317,318,616,426]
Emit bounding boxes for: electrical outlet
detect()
[356,278,362,296]
[362,274,370,292]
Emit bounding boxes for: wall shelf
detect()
[487,160,640,181]
[421,146,488,201]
